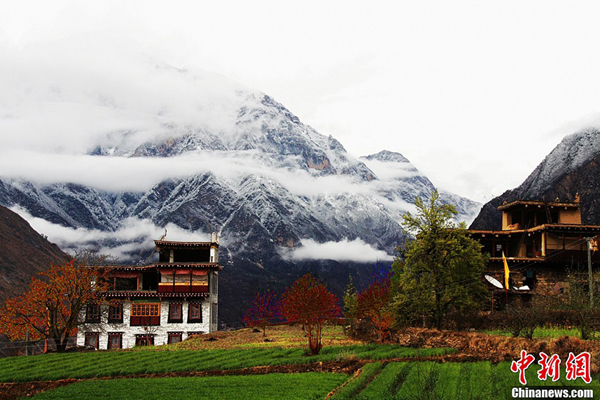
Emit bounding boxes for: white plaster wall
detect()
[77,300,211,349]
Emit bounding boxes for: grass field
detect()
[30,373,349,400]
[331,361,600,400]
[33,360,599,400]
[0,345,454,383]
[6,324,598,399]
[482,326,591,339]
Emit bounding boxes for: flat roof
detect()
[153,262,222,270]
[468,223,600,236]
[105,291,210,298]
[154,240,218,248]
[498,200,580,211]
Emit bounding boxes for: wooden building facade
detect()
[76,237,221,350]
[468,198,600,300]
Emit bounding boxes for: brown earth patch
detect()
[0,379,79,400]
[395,327,600,371]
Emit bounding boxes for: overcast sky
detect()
[2,1,600,203]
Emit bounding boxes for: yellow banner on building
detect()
[503,252,510,290]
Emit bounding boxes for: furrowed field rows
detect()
[0,345,454,382]
[333,361,600,400]
[31,373,350,400]
[330,362,384,400]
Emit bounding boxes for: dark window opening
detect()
[188,303,202,323]
[135,334,154,347]
[108,304,123,323]
[168,302,183,323]
[159,248,211,263]
[108,333,122,350]
[142,271,158,291]
[168,332,182,344]
[115,277,137,291]
[524,270,536,289]
[86,304,100,323]
[85,332,99,349]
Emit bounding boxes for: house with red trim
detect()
[76,235,221,349]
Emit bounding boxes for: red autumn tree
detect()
[357,275,394,343]
[280,274,340,355]
[243,290,281,337]
[0,260,111,352]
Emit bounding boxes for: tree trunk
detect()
[54,337,68,352]
[377,313,382,343]
[435,292,443,330]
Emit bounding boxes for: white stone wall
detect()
[209,271,219,331]
[76,299,212,349]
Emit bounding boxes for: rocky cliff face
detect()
[470,128,600,229]
[0,205,70,303]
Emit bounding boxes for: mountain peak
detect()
[361,150,410,163]
[470,127,600,230]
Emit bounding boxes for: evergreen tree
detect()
[343,275,358,319]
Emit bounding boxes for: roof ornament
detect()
[143,229,167,264]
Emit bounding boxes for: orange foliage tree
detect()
[0,260,111,352]
[357,275,394,343]
[280,274,340,355]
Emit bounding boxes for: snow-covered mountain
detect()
[360,150,481,223]
[0,58,480,323]
[471,127,600,229]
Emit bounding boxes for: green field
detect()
[0,345,454,383]
[483,326,593,339]
[32,360,600,400]
[331,361,600,400]
[30,373,348,400]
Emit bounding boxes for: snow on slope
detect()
[0,54,479,261]
[517,128,600,195]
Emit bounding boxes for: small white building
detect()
[77,238,221,349]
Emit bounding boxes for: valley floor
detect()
[1,325,598,399]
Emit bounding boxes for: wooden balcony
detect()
[157,283,209,293]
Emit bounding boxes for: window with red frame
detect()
[108,304,123,323]
[168,332,182,344]
[85,332,99,349]
[85,304,100,323]
[108,332,122,350]
[131,303,160,317]
[188,303,202,322]
[168,303,182,323]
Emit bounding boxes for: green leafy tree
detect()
[392,190,488,330]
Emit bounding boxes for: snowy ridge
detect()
[518,128,600,196]
[0,57,480,261]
